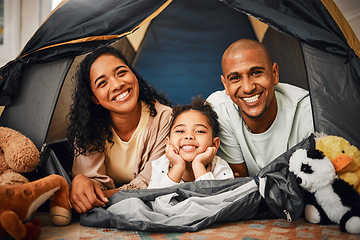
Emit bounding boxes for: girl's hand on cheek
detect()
[193,147,216,166]
[166,143,185,166]
[192,147,216,179]
[166,143,186,183]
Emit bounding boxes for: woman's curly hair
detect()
[67,45,171,156]
[169,97,220,138]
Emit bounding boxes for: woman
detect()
[67,46,172,213]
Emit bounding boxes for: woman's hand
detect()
[70,174,108,214]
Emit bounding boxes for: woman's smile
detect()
[112,89,130,102]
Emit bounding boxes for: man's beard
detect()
[241,105,268,119]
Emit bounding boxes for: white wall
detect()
[0,0,51,67]
[334,0,360,40]
[0,0,359,68]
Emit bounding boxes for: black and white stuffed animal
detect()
[289,148,360,234]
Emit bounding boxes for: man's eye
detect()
[251,71,263,77]
[229,76,241,82]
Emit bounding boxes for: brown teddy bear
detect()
[0,126,40,185]
[0,127,72,239]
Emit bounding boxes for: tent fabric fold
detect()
[222,0,356,58]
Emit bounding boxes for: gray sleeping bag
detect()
[79,134,314,232]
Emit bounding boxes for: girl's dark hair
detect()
[169,97,220,137]
[67,45,171,156]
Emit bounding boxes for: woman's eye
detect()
[97,80,107,88]
[116,70,127,77]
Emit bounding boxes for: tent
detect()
[0,0,360,171]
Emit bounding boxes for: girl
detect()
[148,98,234,188]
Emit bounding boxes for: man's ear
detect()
[221,75,230,95]
[272,62,279,85]
[213,137,220,151]
[91,95,100,105]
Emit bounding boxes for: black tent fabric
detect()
[224,0,354,54]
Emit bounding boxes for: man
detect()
[206,39,314,177]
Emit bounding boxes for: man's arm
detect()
[229,163,248,177]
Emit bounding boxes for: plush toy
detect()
[0,127,72,239]
[315,133,360,194]
[0,126,40,185]
[289,148,360,234]
[0,174,72,240]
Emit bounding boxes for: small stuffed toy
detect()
[289,148,360,234]
[315,133,360,194]
[0,126,40,185]
[0,174,72,240]
[0,127,72,239]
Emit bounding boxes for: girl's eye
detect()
[195,130,206,134]
[175,130,184,133]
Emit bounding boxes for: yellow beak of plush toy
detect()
[332,154,353,173]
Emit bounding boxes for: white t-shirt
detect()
[148,154,234,189]
[206,83,314,176]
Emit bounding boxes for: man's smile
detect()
[242,93,261,104]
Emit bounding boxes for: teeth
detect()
[113,90,129,101]
[243,94,260,103]
[182,145,195,150]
